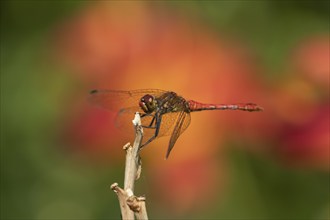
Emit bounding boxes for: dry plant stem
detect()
[132,196,148,220]
[111,183,132,219]
[111,113,148,220]
[124,121,143,192]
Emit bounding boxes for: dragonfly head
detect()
[139,94,157,113]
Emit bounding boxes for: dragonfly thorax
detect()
[139,94,158,114]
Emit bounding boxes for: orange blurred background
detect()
[1,1,329,219]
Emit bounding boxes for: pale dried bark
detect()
[111,113,148,220]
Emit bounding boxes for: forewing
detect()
[88,89,166,111]
[166,111,191,159]
[115,109,182,143]
[89,89,188,150]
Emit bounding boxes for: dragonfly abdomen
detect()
[188,100,263,112]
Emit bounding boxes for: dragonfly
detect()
[89,89,263,158]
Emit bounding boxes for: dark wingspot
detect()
[90,89,98,94]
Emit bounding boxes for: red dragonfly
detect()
[89,89,263,158]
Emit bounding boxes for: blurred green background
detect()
[1,1,329,219]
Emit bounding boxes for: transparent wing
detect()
[166,111,191,158]
[88,89,167,111]
[89,89,190,152]
[115,108,182,142]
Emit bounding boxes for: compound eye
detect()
[142,94,154,104]
[139,94,156,113]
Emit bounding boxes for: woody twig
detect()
[111,113,148,220]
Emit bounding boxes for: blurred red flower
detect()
[54,1,268,211]
[55,2,266,160]
[150,154,223,214]
[271,36,330,170]
[277,104,329,169]
[293,35,329,89]
[52,1,329,214]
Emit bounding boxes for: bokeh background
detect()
[1,1,329,219]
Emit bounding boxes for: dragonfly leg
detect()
[140,113,147,118]
[148,115,156,127]
[140,113,162,149]
[141,113,157,129]
[142,125,156,129]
